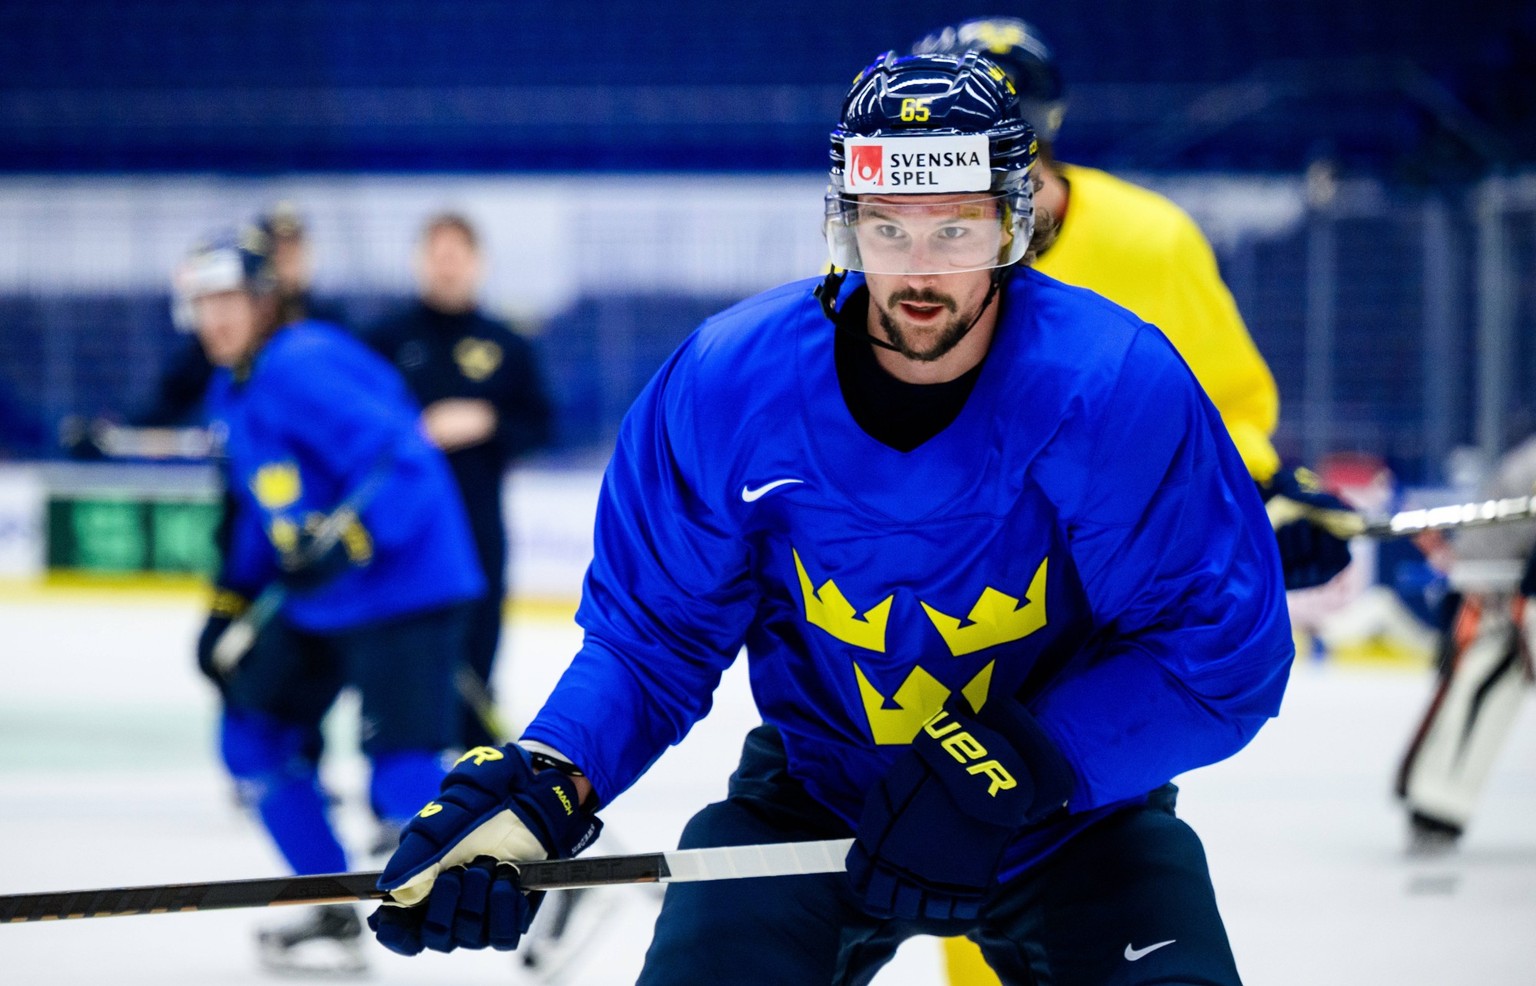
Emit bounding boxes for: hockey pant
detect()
[639,725,1240,986]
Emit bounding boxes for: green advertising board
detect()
[47,496,221,575]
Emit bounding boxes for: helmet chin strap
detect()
[817,265,1008,358]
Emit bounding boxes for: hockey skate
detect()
[257,903,368,977]
[1406,811,1462,857]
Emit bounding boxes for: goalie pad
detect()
[1397,595,1534,829]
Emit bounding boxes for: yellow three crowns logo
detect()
[921,558,1048,657]
[454,338,504,382]
[793,549,1048,658]
[794,548,892,653]
[792,547,1050,745]
[855,660,998,745]
[251,461,301,510]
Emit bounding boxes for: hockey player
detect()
[64,202,340,452]
[179,224,485,975]
[910,19,1350,981]
[1396,433,1536,853]
[913,15,1355,595]
[362,212,553,749]
[367,52,1294,985]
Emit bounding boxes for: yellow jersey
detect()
[1035,163,1280,481]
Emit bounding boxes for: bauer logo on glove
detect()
[921,709,1018,798]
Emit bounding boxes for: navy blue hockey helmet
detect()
[825,51,1038,275]
[256,200,307,242]
[171,223,276,330]
[911,17,1066,143]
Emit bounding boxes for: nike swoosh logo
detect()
[1124,940,1176,962]
[741,478,804,502]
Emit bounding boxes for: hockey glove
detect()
[848,699,1074,921]
[275,510,372,593]
[195,588,249,690]
[369,744,601,956]
[1260,467,1359,590]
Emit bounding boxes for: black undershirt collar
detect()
[833,286,985,453]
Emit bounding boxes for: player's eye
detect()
[935,225,971,242]
[871,223,907,242]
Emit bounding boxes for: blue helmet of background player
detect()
[256,200,306,243]
[911,17,1066,143]
[824,50,1039,276]
[171,224,276,331]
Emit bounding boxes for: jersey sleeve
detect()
[1029,325,1294,810]
[522,340,755,804]
[217,485,280,596]
[1158,217,1281,482]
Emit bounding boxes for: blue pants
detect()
[638,725,1241,986]
[225,602,469,757]
[219,602,470,873]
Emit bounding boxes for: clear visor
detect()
[823,191,1028,275]
[170,250,247,332]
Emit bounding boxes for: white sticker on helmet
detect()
[843,135,991,193]
[182,249,246,296]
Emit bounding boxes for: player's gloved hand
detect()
[369,745,602,956]
[847,699,1074,921]
[1259,466,1360,590]
[195,588,249,689]
[276,510,372,592]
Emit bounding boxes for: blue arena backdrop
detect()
[0,1,1528,175]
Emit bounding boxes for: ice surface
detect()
[1,591,1533,984]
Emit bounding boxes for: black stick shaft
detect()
[0,838,858,925]
[1,872,385,924]
[0,854,671,924]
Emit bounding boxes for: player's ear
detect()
[254,291,283,329]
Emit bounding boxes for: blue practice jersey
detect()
[525,269,1294,877]
[209,321,485,633]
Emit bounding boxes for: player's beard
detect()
[875,287,982,363]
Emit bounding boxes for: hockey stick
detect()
[58,418,216,461]
[453,662,513,744]
[1269,493,1536,541]
[1359,494,1536,539]
[0,839,854,924]
[94,424,216,460]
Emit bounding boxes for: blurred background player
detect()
[258,202,348,330]
[179,223,485,975]
[913,14,1356,597]
[61,202,340,457]
[1395,431,1536,854]
[362,212,552,748]
[910,15,1359,983]
[366,51,1293,985]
